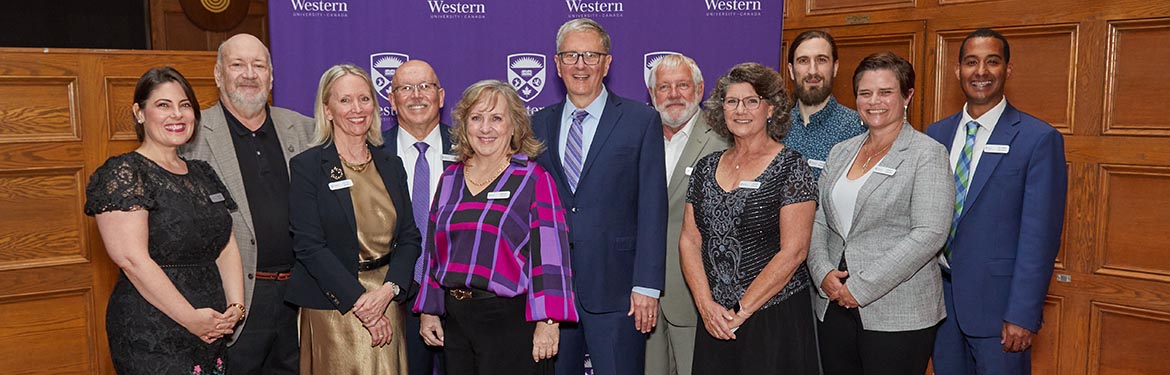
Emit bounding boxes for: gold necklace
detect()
[466,158,509,187]
[861,137,893,169]
[339,151,372,173]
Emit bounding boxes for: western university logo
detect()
[427,0,486,19]
[507,53,546,103]
[565,0,624,17]
[290,0,350,17]
[703,0,762,16]
[370,52,410,101]
[643,51,679,87]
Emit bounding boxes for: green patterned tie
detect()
[945,120,979,259]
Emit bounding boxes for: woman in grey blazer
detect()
[807,52,954,375]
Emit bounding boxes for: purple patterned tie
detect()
[565,109,589,191]
[411,142,430,283]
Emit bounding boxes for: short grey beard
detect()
[659,103,700,128]
[227,91,269,118]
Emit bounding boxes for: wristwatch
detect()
[386,282,401,296]
[543,318,556,325]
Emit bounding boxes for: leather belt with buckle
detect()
[447,288,496,301]
[255,271,292,281]
[357,255,391,272]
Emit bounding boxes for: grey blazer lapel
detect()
[849,123,915,235]
[202,104,256,236]
[271,107,309,167]
[668,117,716,196]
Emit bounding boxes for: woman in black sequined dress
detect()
[679,63,819,375]
[84,67,245,374]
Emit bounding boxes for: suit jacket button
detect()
[250,239,256,245]
[571,207,578,213]
[247,273,254,280]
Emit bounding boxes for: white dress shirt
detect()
[396,125,444,202]
[949,97,1008,177]
[558,87,609,169]
[664,112,698,183]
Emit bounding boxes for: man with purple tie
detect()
[380,59,452,375]
[530,18,668,375]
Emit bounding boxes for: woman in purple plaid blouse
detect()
[412,80,578,375]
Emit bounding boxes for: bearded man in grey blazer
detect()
[180,33,313,375]
[645,54,728,375]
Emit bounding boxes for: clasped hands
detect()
[354,282,398,347]
[185,306,243,344]
[696,299,752,341]
[821,270,859,309]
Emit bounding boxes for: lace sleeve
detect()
[84,155,156,215]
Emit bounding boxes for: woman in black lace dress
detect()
[679,63,819,375]
[84,67,245,374]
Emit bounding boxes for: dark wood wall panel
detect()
[808,0,916,15]
[0,290,96,374]
[1032,297,1064,375]
[1104,18,1170,136]
[150,0,269,51]
[0,77,79,142]
[0,170,86,269]
[1097,165,1170,282]
[1089,302,1170,375]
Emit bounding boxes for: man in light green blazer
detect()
[646,53,728,375]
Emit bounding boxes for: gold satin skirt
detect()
[299,265,408,375]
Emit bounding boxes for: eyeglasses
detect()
[557,51,608,66]
[723,96,765,110]
[654,82,695,94]
[392,82,440,96]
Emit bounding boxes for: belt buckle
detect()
[450,289,472,301]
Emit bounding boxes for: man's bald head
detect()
[215,34,273,118]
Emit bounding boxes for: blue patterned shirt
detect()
[783,96,865,181]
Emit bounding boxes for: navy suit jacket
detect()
[926,102,1067,336]
[531,91,668,314]
[380,123,454,158]
[285,142,423,313]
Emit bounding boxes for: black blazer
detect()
[285,141,422,313]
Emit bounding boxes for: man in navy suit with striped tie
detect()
[928,28,1068,375]
[380,59,452,375]
[530,18,668,375]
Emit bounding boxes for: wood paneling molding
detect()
[1095,164,1170,283]
[0,77,80,142]
[1089,302,1170,375]
[1103,18,1170,136]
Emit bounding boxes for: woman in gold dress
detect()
[285,64,422,374]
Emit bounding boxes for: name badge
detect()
[985,144,1010,154]
[328,179,354,191]
[684,167,694,176]
[807,159,827,169]
[873,166,897,176]
[209,193,225,203]
[441,154,458,162]
[738,181,761,189]
[486,191,511,200]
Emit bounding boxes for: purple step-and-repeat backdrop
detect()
[269,0,783,130]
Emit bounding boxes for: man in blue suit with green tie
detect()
[927,28,1068,375]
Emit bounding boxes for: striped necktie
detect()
[411,142,430,283]
[945,120,979,259]
[564,109,589,192]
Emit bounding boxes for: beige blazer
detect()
[179,103,314,343]
[807,122,953,332]
[663,116,728,326]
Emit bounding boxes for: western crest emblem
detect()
[643,51,680,87]
[507,53,546,103]
[370,52,410,101]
